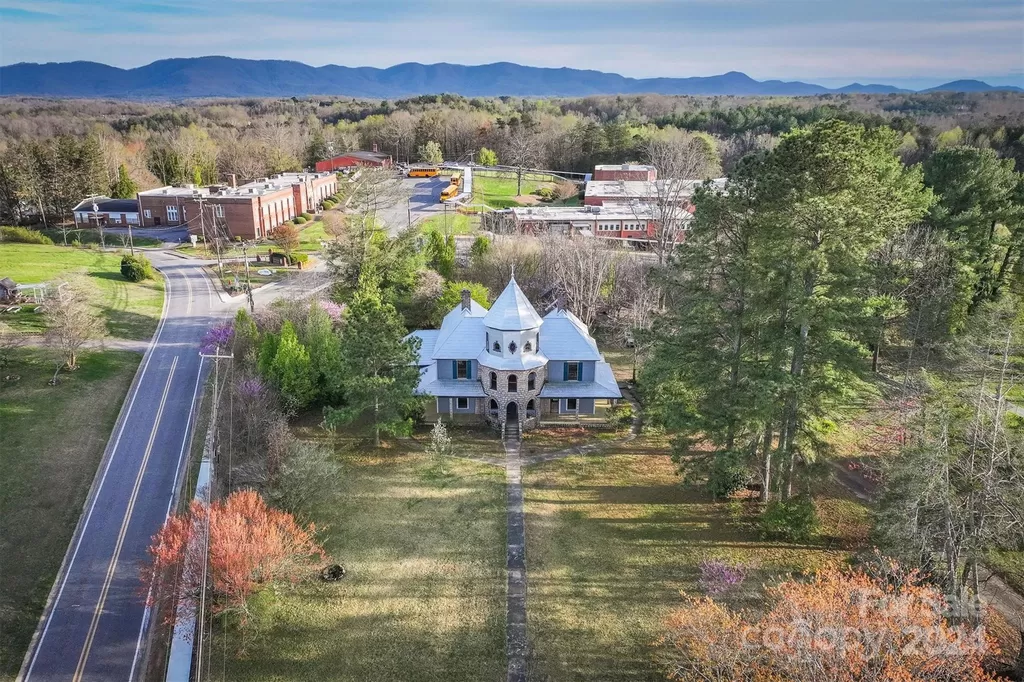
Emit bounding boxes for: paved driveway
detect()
[377,176,449,235]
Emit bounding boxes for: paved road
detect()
[378,175,449,235]
[20,251,223,682]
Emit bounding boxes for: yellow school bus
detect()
[440,183,459,201]
[408,166,439,178]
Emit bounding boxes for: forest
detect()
[1,91,1024,225]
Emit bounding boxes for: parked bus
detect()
[408,166,439,178]
[440,172,462,201]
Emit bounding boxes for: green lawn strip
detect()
[524,452,863,681]
[472,174,556,209]
[208,263,289,295]
[418,213,479,236]
[38,229,161,248]
[212,433,507,682]
[0,348,142,679]
[0,244,164,341]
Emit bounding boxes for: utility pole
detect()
[241,242,255,314]
[197,194,223,274]
[407,196,412,229]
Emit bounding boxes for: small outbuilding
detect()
[0,277,17,302]
[72,196,141,228]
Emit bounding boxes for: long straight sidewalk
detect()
[504,437,528,682]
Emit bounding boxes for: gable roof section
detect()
[483,278,543,330]
[540,308,602,360]
[431,299,487,359]
[407,329,439,366]
[72,196,140,213]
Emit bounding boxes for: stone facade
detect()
[481,364,547,432]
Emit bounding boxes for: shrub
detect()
[293,216,307,225]
[534,187,556,201]
[0,226,54,245]
[607,400,634,430]
[760,495,819,542]
[322,199,336,210]
[697,558,747,595]
[120,254,154,282]
[289,252,310,265]
[470,235,491,261]
[555,179,579,200]
[706,451,748,499]
[300,212,313,221]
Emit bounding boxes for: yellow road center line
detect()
[72,356,179,682]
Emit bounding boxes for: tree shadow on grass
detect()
[102,307,158,341]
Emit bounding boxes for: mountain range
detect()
[1,57,1020,99]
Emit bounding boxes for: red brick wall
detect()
[593,168,657,181]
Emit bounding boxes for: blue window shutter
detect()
[563,363,568,381]
[468,362,473,380]
[452,360,457,379]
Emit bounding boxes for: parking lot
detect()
[376,174,452,234]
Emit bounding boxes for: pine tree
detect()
[109,163,139,199]
[327,276,423,447]
[304,304,344,402]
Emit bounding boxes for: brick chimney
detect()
[229,173,237,188]
[372,142,379,153]
[461,288,472,311]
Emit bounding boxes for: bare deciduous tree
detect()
[542,236,618,327]
[505,122,540,196]
[45,281,102,371]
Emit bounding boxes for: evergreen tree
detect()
[425,230,456,279]
[109,163,139,199]
[303,304,344,402]
[270,321,315,411]
[326,276,423,447]
[924,146,1024,310]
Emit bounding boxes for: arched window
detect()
[489,398,498,413]
[508,374,518,392]
[489,371,497,390]
[527,399,535,414]
[493,341,501,352]
[523,340,532,352]
[528,372,536,390]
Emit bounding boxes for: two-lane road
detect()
[21,252,223,681]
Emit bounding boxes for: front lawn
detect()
[0,349,142,679]
[472,172,559,209]
[0,244,164,341]
[524,452,868,681]
[419,214,479,236]
[211,432,508,682]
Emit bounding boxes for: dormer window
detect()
[508,341,517,354]
[493,341,501,352]
[523,341,532,353]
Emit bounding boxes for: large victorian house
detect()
[408,278,621,436]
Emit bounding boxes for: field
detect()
[523,451,868,681]
[418,213,480,236]
[0,244,164,340]
[212,432,508,682]
[0,349,142,679]
[472,172,570,209]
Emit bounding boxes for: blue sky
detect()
[0,0,1021,88]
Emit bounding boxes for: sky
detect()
[0,0,1022,89]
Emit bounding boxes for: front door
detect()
[506,401,518,421]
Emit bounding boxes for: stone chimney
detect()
[461,288,472,311]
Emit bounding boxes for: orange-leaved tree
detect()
[659,565,997,682]
[141,489,327,624]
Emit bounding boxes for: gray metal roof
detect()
[539,362,621,398]
[476,349,547,371]
[408,329,439,365]
[430,300,488,360]
[540,309,603,360]
[483,278,543,331]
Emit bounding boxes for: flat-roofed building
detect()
[315,150,393,171]
[583,178,724,206]
[137,171,337,240]
[592,164,657,182]
[72,197,140,228]
[510,204,692,243]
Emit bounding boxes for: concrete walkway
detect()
[504,436,528,682]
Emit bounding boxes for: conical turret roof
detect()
[482,278,543,330]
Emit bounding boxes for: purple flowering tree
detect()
[200,323,234,355]
[697,559,747,595]
[318,299,344,323]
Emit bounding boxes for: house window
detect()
[508,375,517,392]
[565,362,580,381]
[528,372,536,390]
[166,205,179,222]
[213,204,224,218]
[456,397,469,410]
[567,398,578,411]
[456,360,468,379]
[490,371,497,390]
[489,399,498,413]
[524,341,532,352]
[144,209,152,219]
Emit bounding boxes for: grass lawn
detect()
[212,431,508,682]
[0,244,164,341]
[0,348,142,680]
[524,451,868,681]
[209,262,289,295]
[472,173,559,209]
[297,220,328,252]
[419,213,480,236]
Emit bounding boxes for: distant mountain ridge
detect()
[1,57,1020,99]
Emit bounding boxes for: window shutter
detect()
[467,362,472,380]
[563,363,568,381]
[452,360,457,379]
